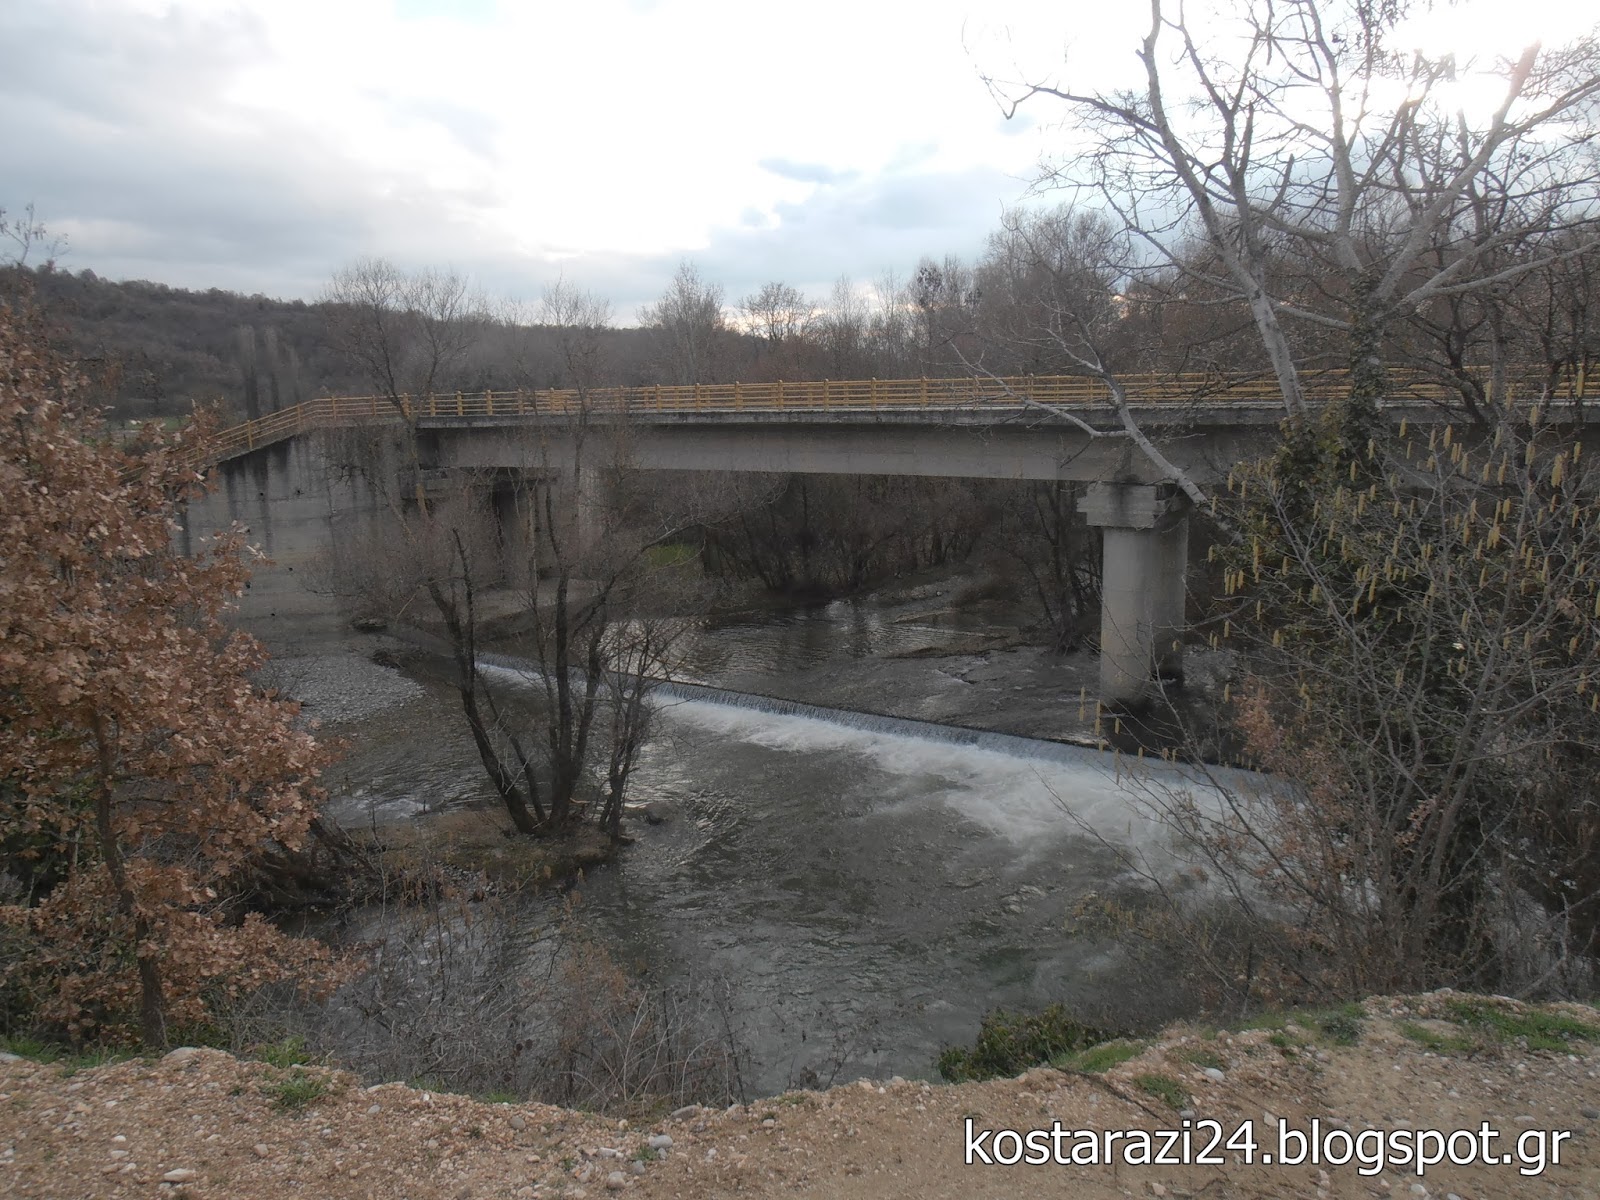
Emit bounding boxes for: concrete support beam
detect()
[1078,482,1190,708]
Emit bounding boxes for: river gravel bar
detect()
[261,650,425,726]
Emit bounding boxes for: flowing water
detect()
[319,593,1226,1095]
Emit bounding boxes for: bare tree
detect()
[639,261,728,385]
[867,270,917,377]
[973,205,1129,376]
[321,257,490,411]
[738,281,817,381]
[540,278,613,394]
[908,255,980,374]
[740,281,813,345]
[0,203,65,272]
[813,276,871,378]
[323,270,717,839]
[990,0,1600,423]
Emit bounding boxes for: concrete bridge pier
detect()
[1079,482,1190,709]
[569,465,603,564]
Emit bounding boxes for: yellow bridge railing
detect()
[199,369,1593,464]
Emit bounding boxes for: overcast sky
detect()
[3,0,1588,321]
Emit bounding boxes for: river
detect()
[305,585,1225,1097]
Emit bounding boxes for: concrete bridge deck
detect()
[189,371,1596,708]
[199,369,1594,464]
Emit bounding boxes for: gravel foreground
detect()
[3,994,1597,1200]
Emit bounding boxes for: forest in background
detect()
[11,189,1598,433]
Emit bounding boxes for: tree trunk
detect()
[91,715,165,1049]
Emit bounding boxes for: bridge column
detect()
[494,480,538,591]
[1078,482,1190,708]
[569,465,602,563]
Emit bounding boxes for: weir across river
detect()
[187,370,1597,707]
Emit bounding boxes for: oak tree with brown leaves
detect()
[0,297,341,1047]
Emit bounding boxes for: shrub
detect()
[937,1004,1118,1082]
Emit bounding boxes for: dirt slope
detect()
[3,993,1597,1200]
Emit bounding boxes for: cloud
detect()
[0,1,504,296]
[758,159,859,187]
[690,166,1022,301]
[1,0,1057,312]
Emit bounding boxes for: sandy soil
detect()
[5,993,1597,1200]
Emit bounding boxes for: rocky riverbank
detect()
[4,992,1596,1199]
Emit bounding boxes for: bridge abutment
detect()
[1079,482,1190,709]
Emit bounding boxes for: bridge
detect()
[191,370,1595,708]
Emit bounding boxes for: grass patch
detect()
[1442,999,1600,1053]
[0,1034,59,1061]
[1396,1020,1477,1055]
[1232,1002,1365,1047]
[1055,1039,1148,1074]
[1134,1073,1191,1110]
[251,1035,315,1070]
[0,1036,137,1075]
[480,1090,521,1105]
[1176,1046,1225,1071]
[268,1069,331,1113]
[1306,1005,1365,1047]
[938,1005,1120,1083]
